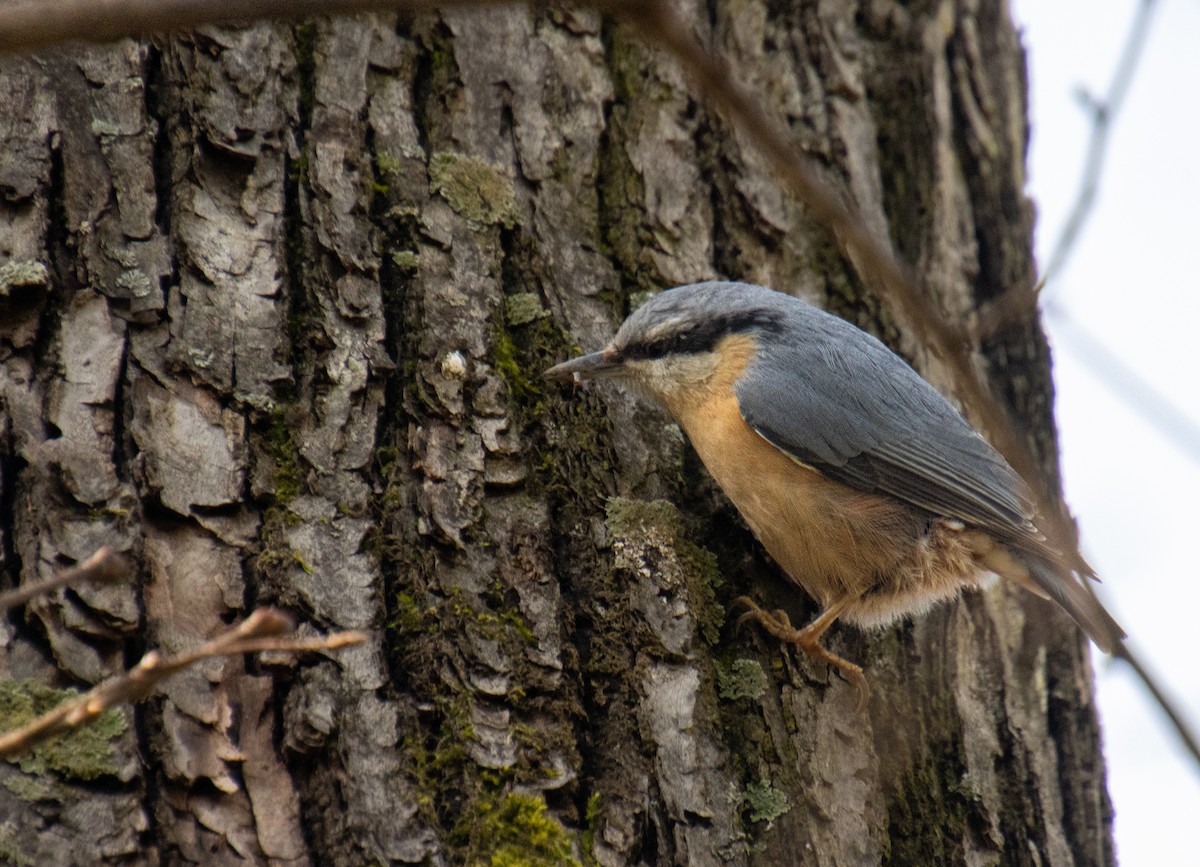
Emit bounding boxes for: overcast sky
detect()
[1009,0,1200,862]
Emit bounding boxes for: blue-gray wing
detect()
[733,314,1036,539]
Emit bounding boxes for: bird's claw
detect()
[728,595,870,712]
[731,596,796,638]
[830,660,870,712]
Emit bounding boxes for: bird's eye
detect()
[645,338,670,358]
[633,330,696,360]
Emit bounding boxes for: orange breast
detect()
[662,334,937,612]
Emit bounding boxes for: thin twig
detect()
[1040,0,1158,291]
[0,608,367,760]
[1112,642,1200,767]
[1047,301,1200,469]
[1048,307,1200,765]
[0,547,130,613]
[977,0,1158,336]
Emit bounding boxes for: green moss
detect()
[256,499,306,598]
[288,151,310,188]
[744,778,790,826]
[492,329,532,403]
[487,288,619,524]
[0,680,125,780]
[391,250,421,271]
[718,658,768,701]
[678,547,724,644]
[429,45,457,82]
[505,293,549,327]
[391,583,554,846]
[883,736,969,866]
[2,772,69,803]
[392,591,433,635]
[364,444,408,565]
[376,152,404,178]
[0,825,31,866]
[429,151,517,228]
[450,592,537,648]
[595,29,661,305]
[0,261,49,297]
[581,792,601,865]
[466,792,580,867]
[265,409,304,504]
[596,125,646,303]
[401,704,473,821]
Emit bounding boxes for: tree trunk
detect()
[0,2,1114,865]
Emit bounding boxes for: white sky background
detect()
[1009,0,1200,863]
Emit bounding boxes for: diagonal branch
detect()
[0,546,130,613]
[977,0,1158,335]
[1039,0,1158,291]
[0,607,366,761]
[1113,641,1200,767]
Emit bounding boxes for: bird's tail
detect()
[1023,555,1126,653]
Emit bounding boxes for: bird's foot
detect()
[733,596,800,638]
[731,596,869,711]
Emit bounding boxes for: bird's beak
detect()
[544,346,624,383]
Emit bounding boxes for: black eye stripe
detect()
[622,310,782,360]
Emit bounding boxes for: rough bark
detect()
[0,2,1114,865]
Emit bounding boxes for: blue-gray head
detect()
[544,281,792,405]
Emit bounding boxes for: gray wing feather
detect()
[734,308,1036,537]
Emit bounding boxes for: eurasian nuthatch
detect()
[546,281,1124,705]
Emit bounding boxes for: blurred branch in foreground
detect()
[1047,301,1200,471]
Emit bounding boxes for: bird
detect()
[545,281,1124,707]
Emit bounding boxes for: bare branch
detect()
[977,0,1158,336]
[1040,0,1158,291]
[0,607,367,761]
[1113,641,1200,768]
[0,547,131,613]
[1048,302,1200,469]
